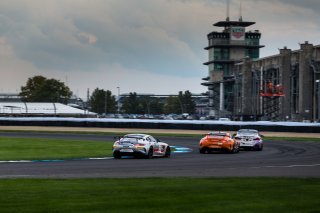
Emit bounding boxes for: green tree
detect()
[140,96,151,114]
[163,96,181,114]
[122,92,144,114]
[89,88,117,114]
[140,96,164,115]
[182,90,196,114]
[164,91,196,114]
[20,75,72,104]
[149,98,164,114]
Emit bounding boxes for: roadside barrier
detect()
[0,118,319,133]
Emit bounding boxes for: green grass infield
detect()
[0,178,319,213]
[1,129,320,141]
[0,137,113,161]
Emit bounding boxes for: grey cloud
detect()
[249,0,320,14]
[0,0,319,80]
[0,0,210,77]
[0,0,209,76]
[274,0,319,10]
[0,15,106,71]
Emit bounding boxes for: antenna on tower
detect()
[226,0,230,21]
[239,0,243,22]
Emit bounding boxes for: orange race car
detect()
[199,132,240,154]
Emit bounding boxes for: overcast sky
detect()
[0,0,319,99]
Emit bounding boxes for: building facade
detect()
[202,17,320,122]
[235,42,320,122]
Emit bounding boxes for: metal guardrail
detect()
[0,118,319,132]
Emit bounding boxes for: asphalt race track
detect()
[0,132,319,178]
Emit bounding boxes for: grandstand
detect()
[0,102,96,117]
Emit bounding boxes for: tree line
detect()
[19,75,196,115]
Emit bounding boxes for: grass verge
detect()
[0,178,319,213]
[0,137,113,161]
[1,129,320,141]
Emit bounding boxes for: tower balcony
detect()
[203,59,241,66]
[202,76,210,81]
[205,40,264,50]
[214,21,256,27]
[201,81,214,86]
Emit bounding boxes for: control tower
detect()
[201,15,264,118]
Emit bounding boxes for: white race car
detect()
[112,134,171,159]
[234,129,264,151]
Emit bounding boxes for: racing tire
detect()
[236,144,240,153]
[164,146,171,158]
[230,144,239,154]
[199,147,208,154]
[113,152,122,159]
[258,144,263,151]
[254,144,263,151]
[145,146,153,159]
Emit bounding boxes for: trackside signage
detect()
[231,27,245,41]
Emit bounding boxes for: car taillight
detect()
[254,137,261,141]
[135,143,146,147]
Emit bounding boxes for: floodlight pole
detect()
[316,80,320,121]
[105,91,107,115]
[117,87,120,114]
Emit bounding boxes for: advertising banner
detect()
[231,27,245,41]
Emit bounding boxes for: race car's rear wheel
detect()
[164,146,171,158]
[145,147,153,159]
[257,144,263,151]
[199,147,208,154]
[230,144,239,154]
[113,152,122,159]
[253,144,263,151]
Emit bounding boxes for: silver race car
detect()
[112,134,171,159]
[234,129,264,151]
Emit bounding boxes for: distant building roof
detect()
[213,21,255,27]
[0,102,96,116]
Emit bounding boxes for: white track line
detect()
[0,146,193,163]
[251,164,320,169]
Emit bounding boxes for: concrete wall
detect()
[299,42,314,120]
[230,48,245,60]
[241,58,253,117]
[279,47,292,120]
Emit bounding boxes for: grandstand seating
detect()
[0,102,96,117]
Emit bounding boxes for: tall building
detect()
[201,16,264,118]
[201,16,320,121]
